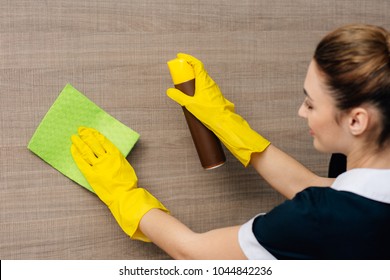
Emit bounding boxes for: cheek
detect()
[309,110,337,133]
[308,114,335,140]
[313,120,331,134]
[311,126,335,152]
[308,114,325,132]
[311,117,345,152]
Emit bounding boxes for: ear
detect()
[347,107,369,136]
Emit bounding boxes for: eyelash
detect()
[304,99,313,110]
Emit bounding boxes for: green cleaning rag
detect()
[28,84,140,193]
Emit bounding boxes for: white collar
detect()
[331,168,390,204]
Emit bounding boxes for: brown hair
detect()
[314,24,390,147]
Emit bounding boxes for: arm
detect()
[142,146,334,259]
[167,54,333,199]
[139,209,247,260]
[71,127,169,242]
[71,127,247,259]
[251,145,334,199]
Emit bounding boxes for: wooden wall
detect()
[1,0,389,259]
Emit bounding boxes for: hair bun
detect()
[387,34,390,55]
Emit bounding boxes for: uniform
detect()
[238,168,390,259]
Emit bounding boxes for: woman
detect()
[71,24,390,259]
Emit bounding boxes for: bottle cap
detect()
[167,58,195,85]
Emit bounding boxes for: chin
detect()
[313,140,330,153]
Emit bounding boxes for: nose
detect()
[298,102,307,118]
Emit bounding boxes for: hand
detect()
[167,53,270,166]
[70,127,137,206]
[167,53,236,119]
[71,127,169,242]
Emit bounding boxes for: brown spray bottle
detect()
[167,58,226,170]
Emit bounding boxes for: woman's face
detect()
[298,60,348,153]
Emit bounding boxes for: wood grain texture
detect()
[1,0,389,259]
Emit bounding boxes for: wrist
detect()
[108,188,169,242]
[213,112,271,166]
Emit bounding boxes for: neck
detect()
[347,143,390,170]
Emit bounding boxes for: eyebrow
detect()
[303,88,313,100]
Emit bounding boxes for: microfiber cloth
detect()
[28,84,140,193]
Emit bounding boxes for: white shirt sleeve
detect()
[238,214,277,260]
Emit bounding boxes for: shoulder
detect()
[254,185,386,234]
[252,186,390,259]
[250,187,332,258]
[253,187,332,235]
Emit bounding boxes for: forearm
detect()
[139,209,246,260]
[251,144,334,199]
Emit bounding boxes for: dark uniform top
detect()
[238,168,390,259]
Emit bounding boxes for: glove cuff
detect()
[207,112,271,167]
[108,188,169,242]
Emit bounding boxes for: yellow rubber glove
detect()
[166,53,270,167]
[70,127,169,242]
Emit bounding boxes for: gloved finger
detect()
[177,53,215,88]
[177,53,205,77]
[70,144,93,171]
[166,88,192,106]
[70,134,98,166]
[78,127,107,157]
[84,127,120,155]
